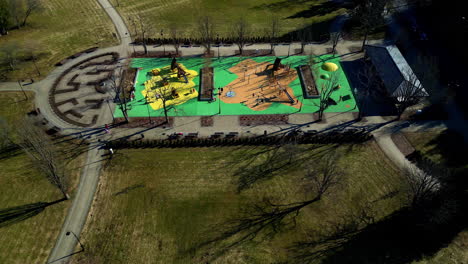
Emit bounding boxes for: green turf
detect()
[114,55,358,118]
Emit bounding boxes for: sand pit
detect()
[221,59,301,111]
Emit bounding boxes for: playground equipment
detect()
[171,58,189,83]
[264,58,286,72]
[321,62,339,72]
[142,63,198,110]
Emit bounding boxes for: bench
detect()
[210,132,224,138]
[226,132,239,138]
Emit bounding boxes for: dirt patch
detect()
[239,114,289,126]
[391,133,415,157]
[114,117,174,128]
[298,65,318,98]
[200,67,214,101]
[201,116,214,127]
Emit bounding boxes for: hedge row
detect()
[108,130,373,149]
[134,33,330,46]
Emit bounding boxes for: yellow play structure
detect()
[142,64,198,110]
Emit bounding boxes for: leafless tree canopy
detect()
[17,119,69,199]
[195,148,345,261]
[197,16,215,54]
[169,23,181,56]
[304,151,344,199]
[266,16,280,53]
[232,17,250,55]
[402,165,440,207]
[352,0,386,48]
[395,70,427,117]
[7,0,41,28]
[108,67,129,122]
[129,14,151,55]
[315,72,340,121]
[330,31,341,56]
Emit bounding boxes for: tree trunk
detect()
[361,28,369,51]
[162,100,168,123]
[142,41,148,55]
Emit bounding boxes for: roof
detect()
[365,44,428,98]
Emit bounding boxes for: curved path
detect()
[46,0,130,263]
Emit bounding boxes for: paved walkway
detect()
[46,0,128,263]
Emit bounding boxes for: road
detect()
[46,0,130,263]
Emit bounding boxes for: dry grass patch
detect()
[0,0,118,81]
[0,92,84,264]
[116,0,345,38]
[75,141,405,263]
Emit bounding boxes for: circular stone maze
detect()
[49,53,120,127]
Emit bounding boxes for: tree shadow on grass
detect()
[230,142,339,192]
[423,130,468,168]
[286,1,343,19]
[0,198,66,228]
[288,185,468,264]
[188,196,322,263]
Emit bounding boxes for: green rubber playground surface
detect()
[114,55,358,118]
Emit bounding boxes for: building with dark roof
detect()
[364,44,428,101]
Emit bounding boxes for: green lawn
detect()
[0,92,83,263]
[0,0,118,81]
[116,55,357,117]
[116,0,345,38]
[75,142,405,263]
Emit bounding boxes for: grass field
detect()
[75,142,405,263]
[0,0,118,81]
[116,0,345,38]
[405,130,468,264]
[116,55,357,117]
[0,92,83,263]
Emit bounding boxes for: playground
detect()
[115,55,358,118]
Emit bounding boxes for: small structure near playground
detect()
[364,44,428,100]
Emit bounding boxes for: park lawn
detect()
[75,141,405,263]
[0,92,83,264]
[0,0,118,81]
[116,0,345,38]
[405,130,468,264]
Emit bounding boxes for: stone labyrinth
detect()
[49,52,120,127]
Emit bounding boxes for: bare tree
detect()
[197,150,344,258]
[266,16,280,54]
[8,0,40,28]
[129,14,150,55]
[304,151,344,199]
[169,23,181,56]
[0,0,10,35]
[23,39,42,76]
[402,165,440,208]
[232,17,250,56]
[17,119,69,199]
[395,70,427,118]
[330,31,341,56]
[153,84,174,123]
[296,24,311,54]
[352,0,386,50]
[356,60,382,119]
[315,72,340,121]
[21,0,41,27]
[108,66,128,123]
[197,16,215,55]
[0,118,13,151]
[0,41,20,71]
